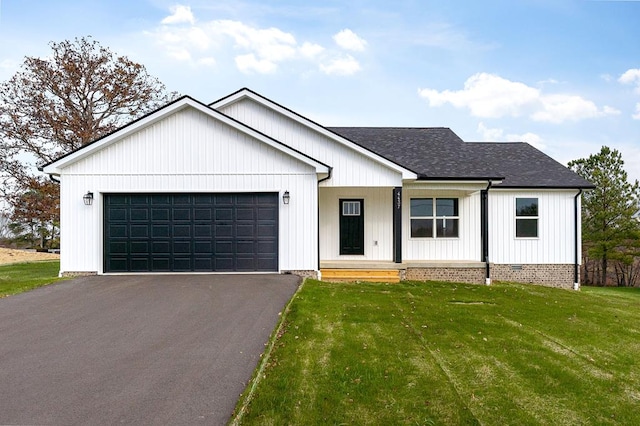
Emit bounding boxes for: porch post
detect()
[393,187,402,263]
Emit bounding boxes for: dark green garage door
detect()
[104,193,278,272]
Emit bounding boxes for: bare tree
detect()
[0,37,178,246]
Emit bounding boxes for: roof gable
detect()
[42,96,330,177]
[211,88,417,180]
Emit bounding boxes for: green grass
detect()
[0,261,64,297]
[232,280,640,425]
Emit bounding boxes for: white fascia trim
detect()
[211,89,417,180]
[404,180,503,192]
[43,98,330,177]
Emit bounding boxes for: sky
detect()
[0,0,639,183]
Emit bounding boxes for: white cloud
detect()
[235,54,276,74]
[320,55,361,76]
[214,20,297,62]
[633,103,640,120]
[149,7,364,76]
[619,68,640,89]
[477,122,546,150]
[419,73,539,118]
[419,72,619,123]
[161,5,195,25]
[333,29,367,51]
[300,42,324,59]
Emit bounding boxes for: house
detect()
[41,88,594,289]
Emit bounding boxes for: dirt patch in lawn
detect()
[0,248,59,265]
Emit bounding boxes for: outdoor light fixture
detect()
[282,190,290,205]
[83,191,94,206]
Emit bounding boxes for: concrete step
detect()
[320,269,400,283]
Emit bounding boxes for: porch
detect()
[319,260,487,284]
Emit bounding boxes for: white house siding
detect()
[403,189,482,262]
[57,107,319,274]
[218,98,403,187]
[488,190,580,264]
[319,187,394,261]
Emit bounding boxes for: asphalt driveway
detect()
[0,273,301,425]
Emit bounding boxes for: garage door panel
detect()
[173,208,191,221]
[132,258,152,271]
[152,225,170,238]
[173,258,192,271]
[173,225,191,238]
[109,209,127,221]
[257,257,278,270]
[109,242,128,255]
[130,225,149,238]
[152,241,170,254]
[236,225,255,237]
[104,193,278,272]
[194,258,213,270]
[214,257,234,271]
[130,241,149,255]
[152,209,169,221]
[151,258,170,271]
[237,208,254,220]
[130,195,149,205]
[194,209,212,220]
[236,241,255,254]
[130,209,149,221]
[194,241,212,253]
[194,225,212,238]
[110,225,128,238]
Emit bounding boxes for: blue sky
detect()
[1,0,639,182]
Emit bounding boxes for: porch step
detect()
[320,269,400,283]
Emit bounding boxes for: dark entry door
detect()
[104,193,278,272]
[339,199,364,255]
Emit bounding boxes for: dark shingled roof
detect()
[328,127,594,188]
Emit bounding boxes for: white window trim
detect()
[515,197,539,239]
[410,197,460,239]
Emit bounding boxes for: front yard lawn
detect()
[0,261,64,297]
[232,280,640,425]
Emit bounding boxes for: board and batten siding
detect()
[57,107,319,274]
[218,98,403,187]
[402,189,482,262]
[488,190,580,264]
[319,187,394,261]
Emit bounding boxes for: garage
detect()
[104,193,279,273]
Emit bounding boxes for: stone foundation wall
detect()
[404,267,485,284]
[61,271,98,278]
[491,264,575,290]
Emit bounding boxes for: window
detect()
[515,198,538,238]
[342,201,361,216]
[410,198,459,238]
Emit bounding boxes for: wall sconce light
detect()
[282,190,290,205]
[83,191,94,206]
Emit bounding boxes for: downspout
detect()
[483,180,493,285]
[317,168,333,280]
[574,189,583,291]
[49,174,61,184]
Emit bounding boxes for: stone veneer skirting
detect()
[284,270,318,279]
[403,263,576,290]
[404,267,485,284]
[490,264,575,289]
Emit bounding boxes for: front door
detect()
[339,199,364,255]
